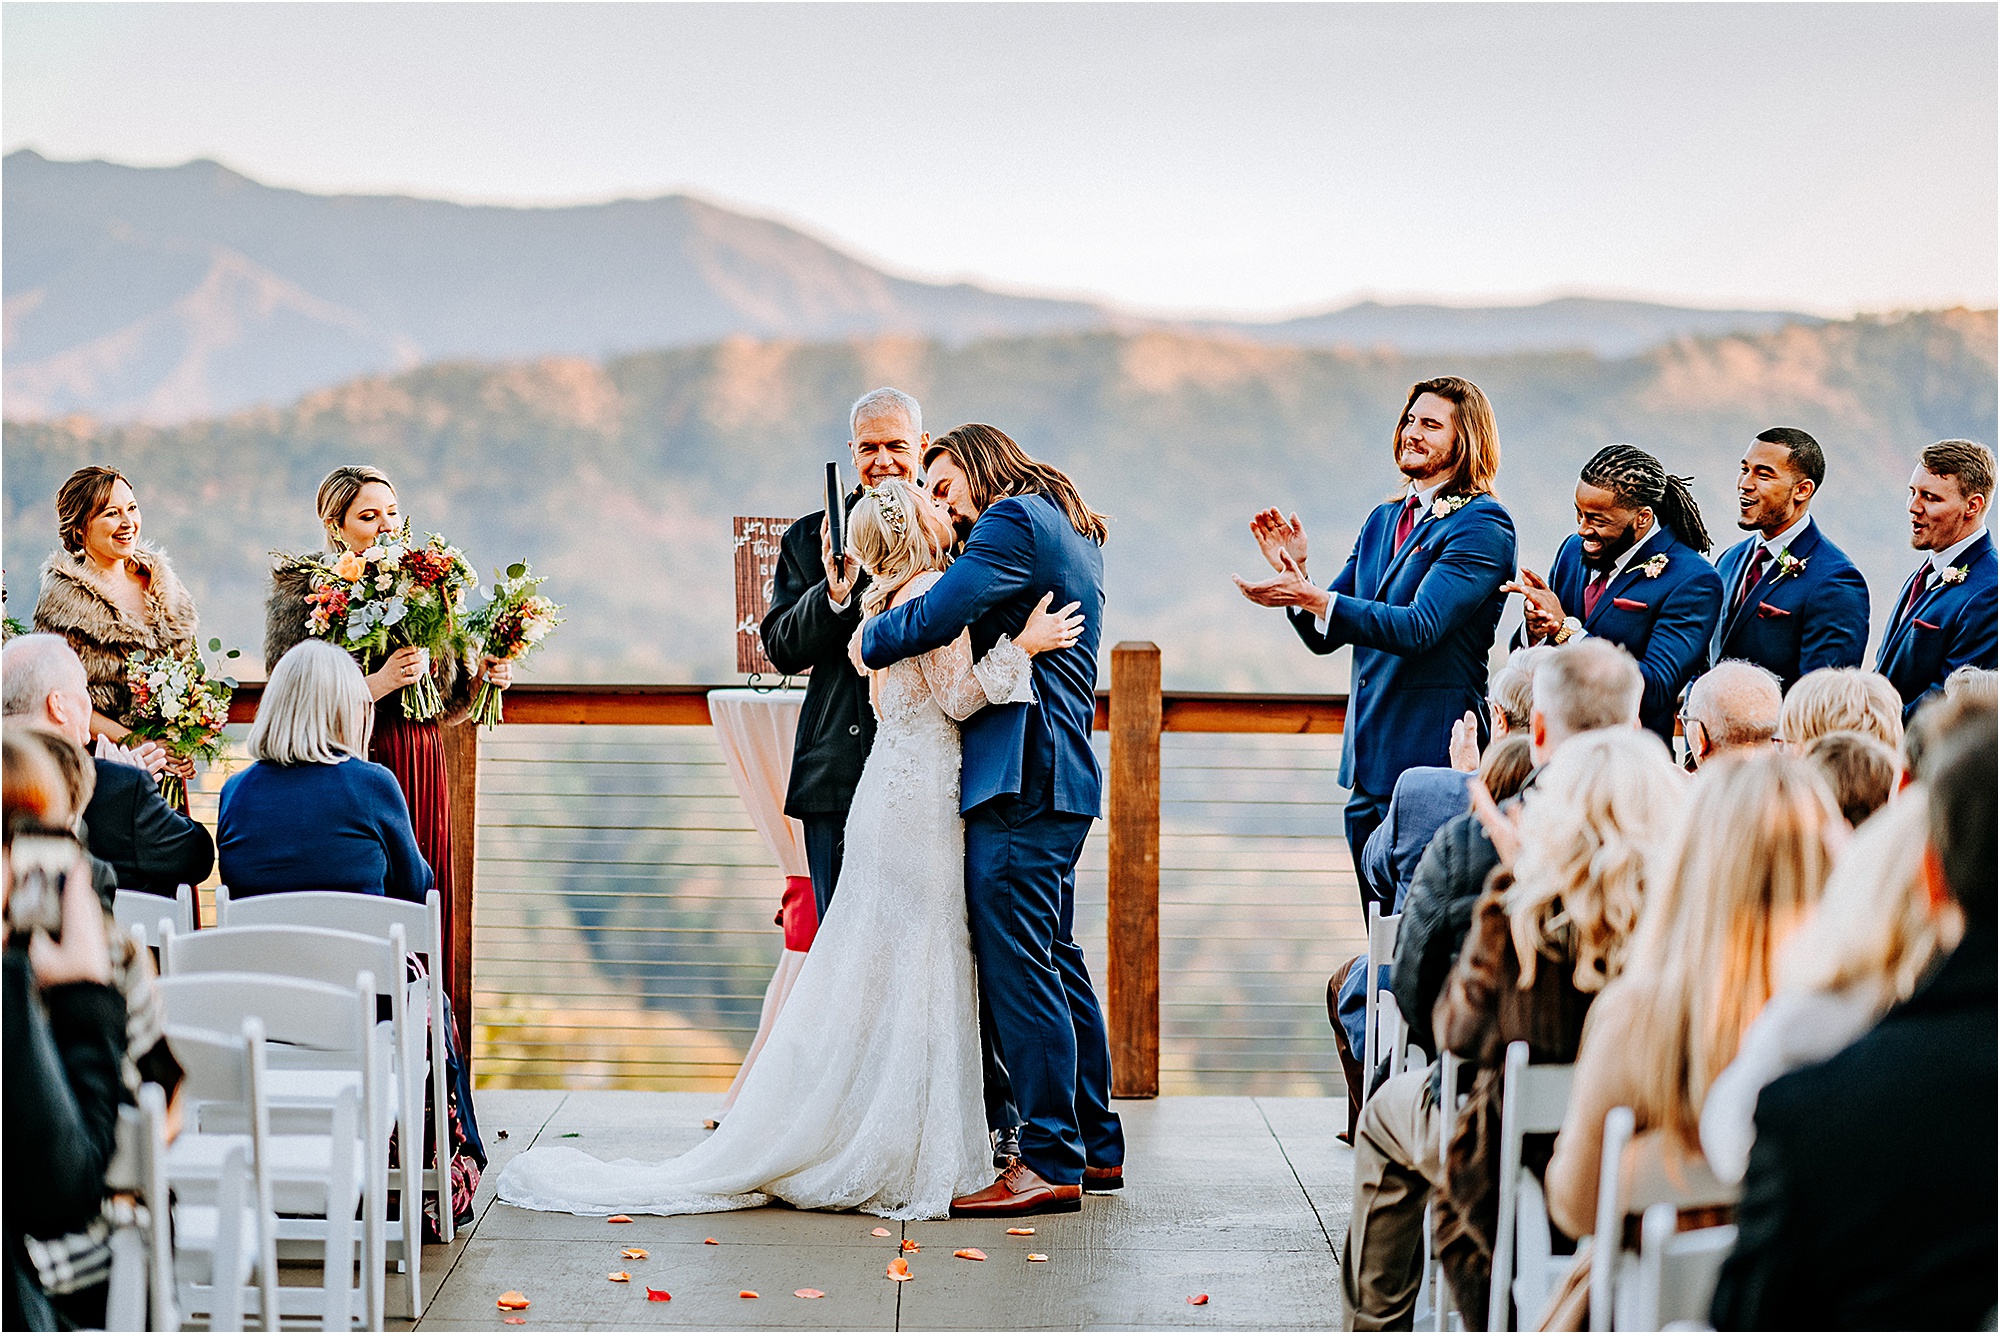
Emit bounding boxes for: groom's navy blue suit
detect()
[863,491,1122,1187]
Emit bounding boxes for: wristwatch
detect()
[1553,615,1583,645]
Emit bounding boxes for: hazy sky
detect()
[4,3,1993,318]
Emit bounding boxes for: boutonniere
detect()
[1429,494,1472,521]
[1773,552,1808,581]
[1940,564,1970,586]
[1639,553,1669,579]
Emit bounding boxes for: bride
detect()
[494,479,1083,1219]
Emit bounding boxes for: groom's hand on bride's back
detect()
[848,622,870,677]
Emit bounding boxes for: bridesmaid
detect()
[265,466,511,961]
[33,466,199,796]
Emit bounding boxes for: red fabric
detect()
[1899,564,1933,626]
[1393,495,1421,551]
[1582,569,1613,618]
[779,875,819,952]
[369,715,454,977]
[1735,546,1771,613]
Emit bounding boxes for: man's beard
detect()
[1582,520,1643,572]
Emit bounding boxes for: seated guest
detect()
[1541,753,1840,1324]
[1777,665,1903,752]
[1447,644,1553,772]
[1700,791,1945,1184]
[218,640,432,902]
[1328,733,1533,1141]
[1711,711,1996,1330]
[1430,728,1685,1323]
[1874,439,1997,720]
[3,730,129,1331]
[1900,666,1999,784]
[1,635,213,896]
[1340,640,1643,1328]
[1680,660,1782,768]
[1802,729,1898,828]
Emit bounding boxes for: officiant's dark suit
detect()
[1289,492,1515,879]
[761,492,874,920]
[1710,520,1869,693]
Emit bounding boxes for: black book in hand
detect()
[825,462,845,564]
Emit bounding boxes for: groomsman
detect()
[1875,439,1998,719]
[1235,376,1516,880]
[1507,444,1724,744]
[1711,428,1870,691]
[761,387,925,920]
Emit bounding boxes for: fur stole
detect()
[265,552,479,725]
[33,544,199,726]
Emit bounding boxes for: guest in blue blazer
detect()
[1508,444,1724,744]
[1235,376,1516,887]
[218,639,433,902]
[1711,428,1870,691]
[1875,439,1998,719]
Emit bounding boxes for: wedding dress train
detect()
[495,608,1030,1220]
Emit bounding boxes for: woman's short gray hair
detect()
[850,387,922,437]
[248,640,374,766]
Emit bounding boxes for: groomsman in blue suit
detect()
[1875,439,1998,719]
[1235,376,1516,885]
[1711,428,1870,691]
[1507,445,1724,744]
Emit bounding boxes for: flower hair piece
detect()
[866,484,910,538]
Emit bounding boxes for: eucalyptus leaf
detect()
[207,637,222,651]
[507,562,527,579]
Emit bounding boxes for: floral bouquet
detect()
[290,524,478,719]
[464,562,563,728]
[124,639,238,808]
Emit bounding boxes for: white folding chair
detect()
[1362,904,1413,1099]
[138,1083,181,1333]
[1488,1041,1577,1332]
[1589,1108,1739,1331]
[101,1102,150,1332]
[113,884,196,950]
[1425,1049,1467,1332]
[216,886,458,1246]
[156,1022,281,1332]
[161,975,380,1330]
[163,921,424,1319]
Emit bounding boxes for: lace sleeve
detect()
[921,631,1037,722]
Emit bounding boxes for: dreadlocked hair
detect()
[1580,444,1712,554]
[924,424,1110,546]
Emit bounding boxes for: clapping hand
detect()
[1249,508,1309,573]
[1467,776,1524,866]
[1234,548,1329,618]
[95,734,169,780]
[28,861,110,988]
[1449,711,1482,773]
[1501,568,1566,641]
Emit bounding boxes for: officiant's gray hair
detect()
[851,387,922,437]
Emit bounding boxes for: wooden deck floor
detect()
[393,1091,1353,1331]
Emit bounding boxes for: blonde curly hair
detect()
[850,479,954,617]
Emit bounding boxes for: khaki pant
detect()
[1342,1065,1443,1331]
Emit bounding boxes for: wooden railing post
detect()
[442,720,479,1055]
[1107,642,1161,1098]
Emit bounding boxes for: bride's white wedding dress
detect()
[495,596,1031,1220]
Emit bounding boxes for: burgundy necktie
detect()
[1900,563,1934,625]
[1582,568,1612,619]
[1393,495,1421,551]
[1735,546,1771,613]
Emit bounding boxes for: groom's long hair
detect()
[925,425,1110,546]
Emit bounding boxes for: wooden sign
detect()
[733,517,796,676]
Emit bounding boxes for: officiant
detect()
[760,387,928,920]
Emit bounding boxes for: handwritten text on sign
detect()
[733,517,798,676]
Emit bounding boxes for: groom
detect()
[861,424,1123,1216]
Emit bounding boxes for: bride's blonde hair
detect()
[851,479,954,617]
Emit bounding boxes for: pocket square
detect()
[1915,617,1942,631]
[1755,602,1791,618]
[1611,597,1648,611]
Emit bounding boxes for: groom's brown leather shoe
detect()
[1083,1165,1124,1192]
[949,1160,1083,1217]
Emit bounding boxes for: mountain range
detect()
[4,308,1991,691]
[4,150,1819,422]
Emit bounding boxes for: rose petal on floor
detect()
[871,1226,893,1237]
[1188,1294,1210,1305]
[900,1238,920,1252]
[953,1248,987,1261]
[496,1291,530,1310]
[607,1272,630,1283]
[606,1215,633,1224]
[703,1237,718,1245]
[646,1288,671,1302]
[887,1257,913,1282]
[795,1289,826,1299]
[503,1318,526,1325]
[739,1290,760,1299]
[1027,1254,1049,1262]
[1006,1227,1035,1235]
[620,1248,648,1260]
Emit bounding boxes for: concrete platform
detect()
[396,1091,1352,1331]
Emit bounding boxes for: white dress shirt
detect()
[1312,480,1446,635]
[1926,525,1989,577]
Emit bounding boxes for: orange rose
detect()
[333,553,367,582]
